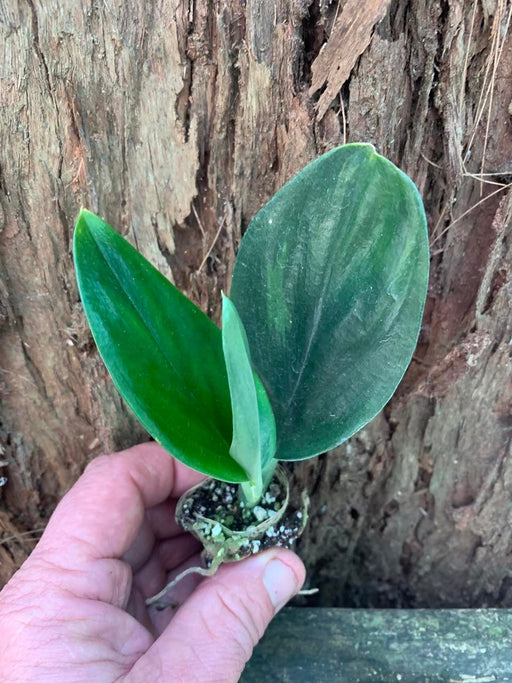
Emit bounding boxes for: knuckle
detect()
[84,453,112,473]
[84,452,125,479]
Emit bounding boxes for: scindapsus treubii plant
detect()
[74,144,429,607]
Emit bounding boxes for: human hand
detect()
[0,443,305,682]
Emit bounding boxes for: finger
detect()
[157,535,202,571]
[149,551,204,636]
[146,498,186,539]
[126,490,203,571]
[123,515,155,572]
[132,549,305,682]
[129,550,205,636]
[35,442,203,566]
[132,534,201,600]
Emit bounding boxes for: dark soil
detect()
[176,473,307,562]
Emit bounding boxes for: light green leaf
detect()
[221,294,276,489]
[73,209,247,482]
[221,293,261,486]
[230,144,429,460]
[253,373,277,470]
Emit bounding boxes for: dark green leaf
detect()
[73,209,247,482]
[230,144,429,461]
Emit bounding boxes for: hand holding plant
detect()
[0,443,304,682]
[0,144,428,682]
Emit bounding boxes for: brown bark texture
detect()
[1,0,511,608]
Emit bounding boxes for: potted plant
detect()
[73,143,429,607]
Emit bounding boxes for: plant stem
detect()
[239,459,278,507]
[239,479,263,507]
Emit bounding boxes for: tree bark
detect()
[1,0,511,609]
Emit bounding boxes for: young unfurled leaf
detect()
[73,210,247,482]
[221,294,276,500]
[230,143,429,461]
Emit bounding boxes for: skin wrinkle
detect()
[1,605,137,681]
[168,641,207,683]
[41,514,116,567]
[222,577,269,643]
[198,607,219,643]
[94,559,131,607]
[180,636,231,683]
[0,574,44,612]
[90,465,147,551]
[31,546,91,574]
[127,638,202,683]
[3,575,79,620]
[74,602,152,662]
[242,584,272,640]
[30,551,133,608]
[214,589,256,663]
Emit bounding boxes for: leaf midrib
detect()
[282,157,375,415]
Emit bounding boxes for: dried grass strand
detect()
[464,0,511,185]
[0,528,45,548]
[196,216,226,273]
[430,182,512,248]
[480,0,512,190]
[459,0,478,113]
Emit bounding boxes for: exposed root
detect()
[146,553,224,610]
[298,587,319,596]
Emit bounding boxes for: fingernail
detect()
[263,558,298,612]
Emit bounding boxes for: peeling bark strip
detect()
[309,0,391,120]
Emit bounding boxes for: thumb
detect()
[135,549,305,682]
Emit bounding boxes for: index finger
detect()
[37,442,204,564]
